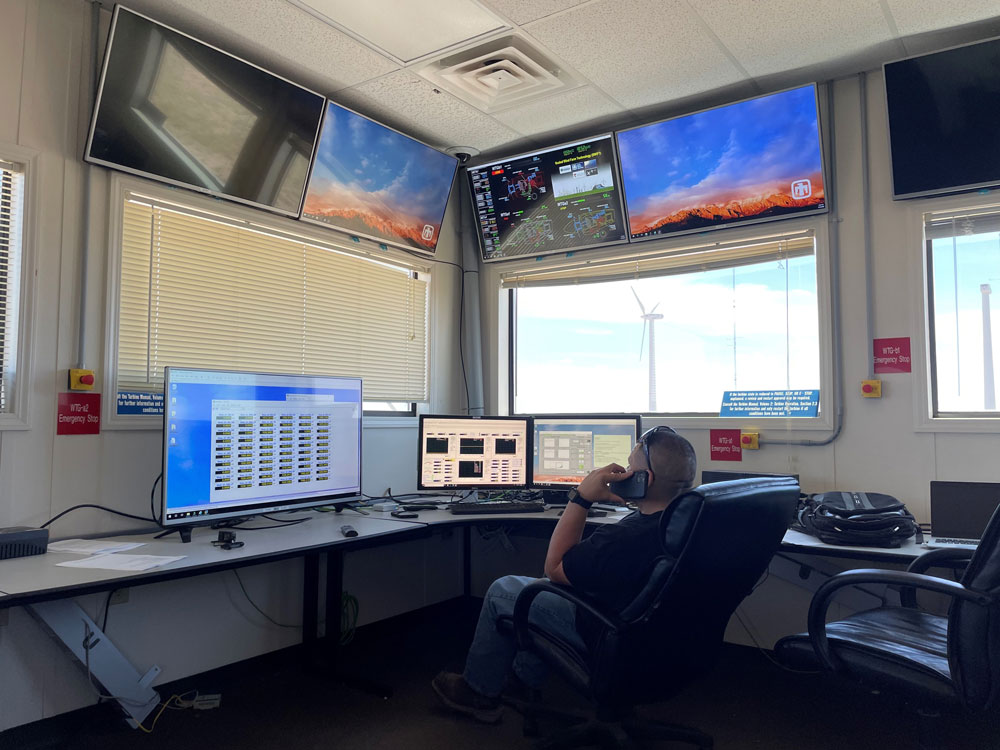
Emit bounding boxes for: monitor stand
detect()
[153,526,192,543]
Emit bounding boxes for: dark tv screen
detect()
[617,85,826,240]
[301,102,459,253]
[86,6,324,216]
[467,135,628,262]
[885,37,1000,199]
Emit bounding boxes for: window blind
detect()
[924,205,1000,241]
[117,194,430,402]
[0,161,25,413]
[499,229,815,288]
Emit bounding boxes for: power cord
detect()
[150,473,162,524]
[232,570,299,629]
[41,504,155,529]
[341,592,359,645]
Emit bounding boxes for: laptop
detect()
[926,481,1000,548]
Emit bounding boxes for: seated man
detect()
[432,426,697,723]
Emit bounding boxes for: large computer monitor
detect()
[418,415,531,490]
[531,415,641,490]
[161,368,363,534]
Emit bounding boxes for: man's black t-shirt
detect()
[561,510,665,644]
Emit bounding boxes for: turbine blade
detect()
[631,286,646,315]
[650,301,661,314]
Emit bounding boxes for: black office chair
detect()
[774,505,1000,749]
[505,477,800,749]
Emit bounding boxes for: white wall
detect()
[0,0,468,731]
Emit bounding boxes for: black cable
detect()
[150,473,162,524]
[232,570,298,629]
[733,609,820,675]
[41,504,154,529]
[229,519,310,531]
[261,514,311,523]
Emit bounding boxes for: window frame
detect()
[103,173,425,430]
[0,144,38,431]
[911,192,1000,432]
[495,213,835,430]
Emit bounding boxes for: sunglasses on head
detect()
[638,425,686,486]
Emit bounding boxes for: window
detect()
[926,206,1000,416]
[0,159,26,420]
[505,230,821,416]
[109,184,429,423]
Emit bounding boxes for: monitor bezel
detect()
[466,133,629,263]
[616,83,829,243]
[160,366,363,529]
[299,99,460,255]
[417,414,533,491]
[84,5,325,219]
[883,34,1000,201]
[528,413,642,490]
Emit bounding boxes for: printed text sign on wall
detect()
[117,390,164,416]
[709,429,743,462]
[719,390,820,418]
[57,393,101,435]
[873,337,911,374]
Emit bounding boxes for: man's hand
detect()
[576,463,634,504]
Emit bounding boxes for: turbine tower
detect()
[982,283,995,410]
[632,287,664,412]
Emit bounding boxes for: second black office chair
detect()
[774,505,1000,749]
[503,476,800,749]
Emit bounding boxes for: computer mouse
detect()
[340,525,358,537]
[391,510,418,519]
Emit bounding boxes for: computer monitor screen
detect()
[885,37,1000,199]
[701,469,800,486]
[617,84,826,241]
[531,415,641,489]
[300,101,459,253]
[418,415,531,490]
[467,134,628,262]
[162,368,362,527]
[86,7,324,217]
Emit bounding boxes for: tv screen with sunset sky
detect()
[301,102,457,253]
[617,84,826,240]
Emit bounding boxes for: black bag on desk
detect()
[796,491,919,548]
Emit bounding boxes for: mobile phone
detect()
[608,470,648,499]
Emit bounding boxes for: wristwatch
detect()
[566,488,594,510]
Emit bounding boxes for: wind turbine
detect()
[632,287,664,412]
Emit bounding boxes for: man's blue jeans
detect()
[462,575,588,698]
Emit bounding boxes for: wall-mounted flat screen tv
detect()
[885,37,1000,200]
[617,84,826,241]
[86,6,324,217]
[301,102,459,254]
[467,135,628,263]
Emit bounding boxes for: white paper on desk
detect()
[47,539,146,555]
[56,554,185,571]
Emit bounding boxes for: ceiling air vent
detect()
[415,35,582,113]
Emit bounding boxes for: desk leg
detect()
[302,552,320,663]
[463,525,472,597]
[322,549,392,699]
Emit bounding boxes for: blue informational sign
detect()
[117,390,164,416]
[719,389,820,418]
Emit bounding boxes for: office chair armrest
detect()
[900,548,975,608]
[512,579,626,651]
[807,568,993,672]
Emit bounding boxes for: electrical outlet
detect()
[109,589,129,606]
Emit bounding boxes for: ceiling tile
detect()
[692,0,894,78]
[336,71,522,153]
[524,0,746,110]
[493,85,625,138]
[293,0,507,62]
[126,0,398,91]
[884,0,1000,37]
[482,0,592,26]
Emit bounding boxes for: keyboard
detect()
[449,501,546,515]
[929,537,977,545]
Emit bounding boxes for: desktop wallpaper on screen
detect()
[617,85,825,239]
[301,102,458,252]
